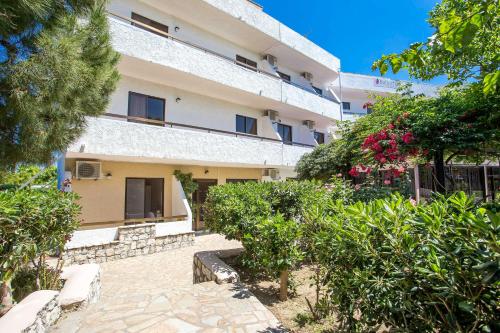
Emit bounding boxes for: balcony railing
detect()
[107,12,339,104]
[104,113,317,148]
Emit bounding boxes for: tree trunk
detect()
[434,149,446,194]
[279,270,288,301]
[0,280,13,315]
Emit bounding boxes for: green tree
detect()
[372,0,500,94]
[0,0,119,170]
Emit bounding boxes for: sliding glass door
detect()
[125,178,164,219]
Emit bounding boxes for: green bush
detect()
[0,188,80,312]
[313,192,500,332]
[204,180,326,300]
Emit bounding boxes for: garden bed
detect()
[228,261,337,333]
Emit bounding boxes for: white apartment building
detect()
[61,0,343,231]
[333,72,437,121]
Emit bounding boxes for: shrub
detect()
[0,188,80,313]
[313,192,500,332]
[204,180,325,300]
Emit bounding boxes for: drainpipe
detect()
[56,151,66,190]
[338,70,343,121]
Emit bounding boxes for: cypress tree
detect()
[0,0,120,170]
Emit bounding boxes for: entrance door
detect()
[192,179,217,231]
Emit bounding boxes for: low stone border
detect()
[59,264,100,310]
[0,264,101,333]
[193,248,243,284]
[63,224,195,265]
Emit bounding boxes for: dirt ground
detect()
[234,264,337,333]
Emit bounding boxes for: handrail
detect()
[106,12,339,104]
[103,113,317,148]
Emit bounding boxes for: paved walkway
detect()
[51,234,284,333]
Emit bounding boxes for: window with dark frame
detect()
[236,115,257,135]
[131,13,169,37]
[277,71,291,82]
[312,86,323,95]
[314,131,325,144]
[125,178,164,219]
[342,102,351,110]
[277,123,292,143]
[128,92,165,125]
[226,179,258,184]
[236,55,257,71]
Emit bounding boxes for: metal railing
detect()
[104,113,317,148]
[107,12,339,104]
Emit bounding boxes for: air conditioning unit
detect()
[263,110,279,121]
[302,72,313,81]
[263,54,277,67]
[263,168,280,180]
[303,120,315,130]
[76,161,101,180]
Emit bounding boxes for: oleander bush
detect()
[312,192,500,332]
[0,188,80,314]
[204,180,327,299]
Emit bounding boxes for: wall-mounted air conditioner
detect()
[263,110,279,121]
[302,120,316,130]
[263,168,280,180]
[302,72,313,81]
[76,161,101,180]
[263,54,277,67]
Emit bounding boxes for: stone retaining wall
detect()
[63,224,194,265]
[23,292,61,333]
[193,248,243,284]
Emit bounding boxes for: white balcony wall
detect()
[109,18,340,120]
[109,76,273,137]
[67,118,312,169]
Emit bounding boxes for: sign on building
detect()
[373,78,398,89]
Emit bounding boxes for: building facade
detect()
[62,0,343,230]
[332,72,437,121]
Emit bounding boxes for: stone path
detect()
[51,234,285,333]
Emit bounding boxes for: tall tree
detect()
[372,0,500,94]
[0,0,119,170]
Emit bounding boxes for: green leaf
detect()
[390,57,402,74]
[458,301,474,314]
[483,71,500,95]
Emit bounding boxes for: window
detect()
[125,178,164,219]
[277,71,291,82]
[314,131,325,144]
[128,92,165,125]
[236,115,257,135]
[312,86,323,95]
[277,123,292,143]
[131,13,169,37]
[236,55,257,71]
[342,102,351,110]
[226,179,258,184]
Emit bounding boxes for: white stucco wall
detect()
[108,17,340,120]
[200,0,340,71]
[67,117,313,169]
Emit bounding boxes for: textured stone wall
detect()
[193,249,242,284]
[23,293,61,333]
[63,224,194,265]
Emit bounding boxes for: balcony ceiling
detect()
[118,55,334,126]
[139,0,339,83]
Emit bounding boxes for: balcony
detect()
[108,14,341,121]
[66,116,315,168]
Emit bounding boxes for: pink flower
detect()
[389,139,398,148]
[336,173,343,178]
[366,167,372,174]
[410,198,417,206]
[402,132,414,144]
[377,130,388,140]
[388,123,395,130]
[379,157,387,164]
[372,142,383,152]
[348,167,359,177]
[354,184,361,191]
[384,179,391,185]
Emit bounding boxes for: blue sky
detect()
[257,0,447,85]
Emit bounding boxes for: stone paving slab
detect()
[50,234,285,333]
